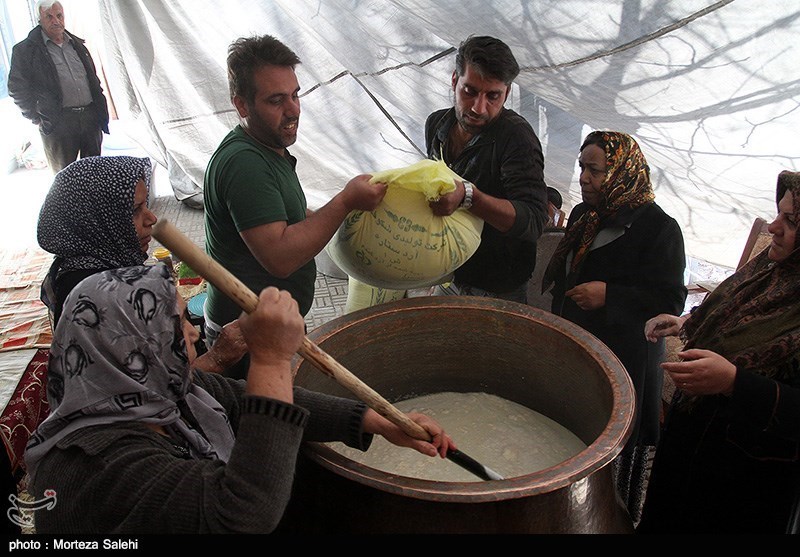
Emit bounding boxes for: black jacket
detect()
[425,108,548,292]
[8,26,109,135]
[551,201,687,446]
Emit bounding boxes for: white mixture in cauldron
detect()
[328,391,587,482]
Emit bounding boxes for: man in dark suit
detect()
[8,1,109,173]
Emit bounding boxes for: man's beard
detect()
[456,109,489,135]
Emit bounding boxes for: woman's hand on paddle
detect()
[239,287,304,402]
[362,409,456,458]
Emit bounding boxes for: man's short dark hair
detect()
[455,36,520,86]
[227,35,301,104]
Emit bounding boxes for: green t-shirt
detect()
[204,126,316,325]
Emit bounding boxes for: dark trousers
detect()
[40,105,103,173]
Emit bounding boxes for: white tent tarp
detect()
[98,0,800,269]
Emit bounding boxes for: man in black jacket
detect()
[426,36,548,303]
[8,1,109,173]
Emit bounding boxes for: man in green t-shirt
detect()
[204,35,386,377]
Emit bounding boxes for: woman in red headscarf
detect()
[542,131,687,523]
[638,171,800,533]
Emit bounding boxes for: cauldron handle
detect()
[152,219,503,480]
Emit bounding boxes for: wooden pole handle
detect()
[152,219,430,442]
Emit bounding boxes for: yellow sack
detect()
[327,159,484,289]
[344,276,407,314]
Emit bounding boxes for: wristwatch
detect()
[461,181,474,209]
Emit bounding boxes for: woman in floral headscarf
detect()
[542,131,687,522]
[638,171,800,534]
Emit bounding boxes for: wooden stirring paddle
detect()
[152,219,503,481]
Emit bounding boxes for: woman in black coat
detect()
[638,171,800,534]
[542,131,687,522]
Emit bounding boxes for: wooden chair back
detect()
[736,217,771,270]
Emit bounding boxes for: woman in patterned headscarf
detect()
[24,266,453,534]
[542,131,687,523]
[37,155,157,327]
[639,171,800,534]
[36,155,244,374]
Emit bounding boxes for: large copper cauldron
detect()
[286,296,635,534]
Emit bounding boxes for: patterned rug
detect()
[0,247,53,476]
[0,349,49,473]
[0,248,53,351]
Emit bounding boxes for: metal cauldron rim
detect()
[296,296,635,504]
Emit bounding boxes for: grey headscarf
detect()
[37,156,153,272]
[25,265,235,480]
